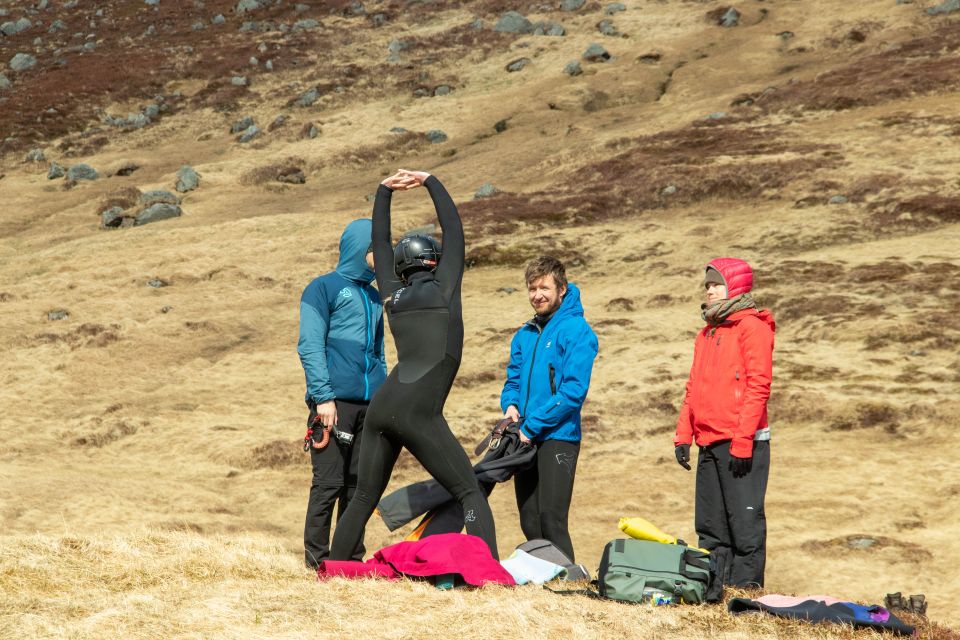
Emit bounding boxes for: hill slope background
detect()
[1,0,958,637]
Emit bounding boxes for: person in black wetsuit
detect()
[328,169,499,560]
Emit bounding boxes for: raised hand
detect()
[381,171,418,190]
[397,169,431,188]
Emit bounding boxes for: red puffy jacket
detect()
[674,308,776,458]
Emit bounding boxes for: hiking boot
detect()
[884,592,906,611]
[908,594,927,616]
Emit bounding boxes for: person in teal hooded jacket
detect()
[297,218,386,567]
[499,256,599,561]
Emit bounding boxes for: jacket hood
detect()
[728,308,777,333]
[542,282,585,324]
[707,257,753,298]
[336,219,375,284]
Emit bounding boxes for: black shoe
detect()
[884,592,906,611]
[908,594,927,616]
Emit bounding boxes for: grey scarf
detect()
[701,293,757,326]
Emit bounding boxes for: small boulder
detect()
[147,278,169,288]
[829,195,849,205]
[707,111,727,119]
[100,206,125,229]
[493,11,533,34]
[597,19,618,36]
[582,44,611,63]
[139,190,180,207]
[662,185,678,196]
[48,309,69,321]
[135,203,182,226]
[175,165,200,193]
[10,53,38,72]
[47,162,65,179]
[927,0,960,14]
[231,75,248,86]
[295,87,320,107]
[277,167,306,184]
[48,19,67,32]
[564,61,583,76]
[293,18,319,30]
[474,183,500,199]
[505,58,531,73]
[230,116,254,133]
[267,114,287,131]
[561,0,586,10]
[605,2,627,14]
[433,85,453,96]
[24,148,45,163]
[532,22,565,36]
[426,129,448,144]
[720,8,740,27]
[67,163,99,181]
[212,14,226,24]
[237,124,261,143]
[0,74,10,91]
[235,0,262,13]
[300,122,320,139]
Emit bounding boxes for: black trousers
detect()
[695,439,770,588]
[515,439,580,561]
[303,399,366,568]
[329,357,498,560]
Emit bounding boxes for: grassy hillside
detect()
[1,0,958,636]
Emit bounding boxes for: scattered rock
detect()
[532,22,565,36]
[707,111,727,119]
[494,119,509,133]
[346,1,365,15]
[161,306,174,313]
[235,0,262,13]
[230,116,254,133]
[231,75,248,86]
[564,61,583,76]
[505,57,531,72]
[212,14,226,24]
[829,194,849,205]
[293,18,319,30]
[498,287,517,295]
[561,0,586,10]
[597,19,618,36]
[370,13,388,27]
[47,162,65,179]
[135,203,182,226]
[67,163,99,181]
[390,127,408,134]
[10,53,38,72]
[145,0,159,5]
[605,2,626,14]
[582,44,611,63]
[474,183,501,199]
[426,129,448,144]
[295,3,309,11]
[846,536,877,550]
[24,148,45,163]
[300,122,319,139]
[175,165,200,192]
[927,0,960,14]
[267,114,287,131]
[662,185,678,196]
[192,21,206,30]
[139,190,180,208]
[276,167,306,184]
[48,19,67,32]
[493,11,533,34]
[237,124,261,143]
[100,206,125,228]
[295,87,320,107]
[1,18,32,36]
[147,278,169,288]
[48,309,69,321]
[719,7,740,27]
[0,74,10,91]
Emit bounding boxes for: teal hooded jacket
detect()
[297,219,386,405]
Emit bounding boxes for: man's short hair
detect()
[525,256,567,290]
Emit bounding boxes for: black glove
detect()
[730,455,752,478]
[675,444,691,470]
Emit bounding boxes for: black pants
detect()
[329,357,498,560]
[303,399,366,568]
[695,439,770,588]
[515,439,580,561]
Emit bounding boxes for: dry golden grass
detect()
[1,0,958,636]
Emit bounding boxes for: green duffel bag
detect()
[598,538,711,604]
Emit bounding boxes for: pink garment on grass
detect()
[317,534,514,587]
[756,594,845,608]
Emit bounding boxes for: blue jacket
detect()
[500,283,599,442]
[297,219,386,405]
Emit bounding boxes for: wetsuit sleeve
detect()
[520,322,599,440]
[297,286,335,405]
[674,330,704,447]
[731,317,774,458]
[423,175,464,300]
[372,184,403,300]
[500,331,524,412]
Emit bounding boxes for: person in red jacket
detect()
[673,257,775,588]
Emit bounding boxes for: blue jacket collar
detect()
[526,283,585,330]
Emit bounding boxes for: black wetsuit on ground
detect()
[329,176,498,560]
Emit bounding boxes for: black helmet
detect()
[394,234,441,280]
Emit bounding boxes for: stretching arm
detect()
[372,184,403,300]
[423,175,464,300]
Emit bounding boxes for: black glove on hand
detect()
[730,455,752,478]
[675,444,691,470]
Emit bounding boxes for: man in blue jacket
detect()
[298,218,386,567]
[499,256,599,561]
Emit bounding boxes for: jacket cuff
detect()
[729,437,754,459]
[673,435,692,446]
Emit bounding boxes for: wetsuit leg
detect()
[401,412,499,559]
[535,439,579,562]
[335,400,367,561]
[328,426,402,561]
